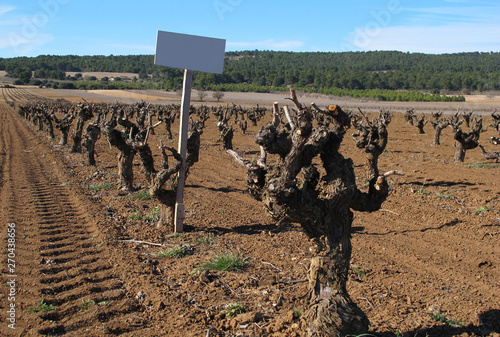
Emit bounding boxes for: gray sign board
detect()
[154,30,226,74]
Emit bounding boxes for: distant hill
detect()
[1,51,499,101]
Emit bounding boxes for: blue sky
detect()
[1,0,499,58]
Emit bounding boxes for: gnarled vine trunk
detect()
[71,103,93,153]
[452,116,482,162]
[54,114,74,146]
[102,112,137,191]
[149,124,202,229]
[352,110,391,180]
[117,149,135,190]
[82,123,101,166]
[229,92,394,336]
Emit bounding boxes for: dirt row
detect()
[0,99,148,336]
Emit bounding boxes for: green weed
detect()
[196,234,215,245]
[224,302,246,317]
[203,252,248,272]
[416,186,429,195]
[434,192,455,200]
[429,311,465,328]
[127,213,142,220]
[28,301,56,313]
[80,298,95,311]
[147,206,160,222]
[353,266,367,280]
[127,206,160,222]
[130,191,151,200]
[166,233,184,240]
[153,244,192,258]
[468,163,499,169]
[89,182,113,191]
[477,206,491,213]
[292,308,303,319]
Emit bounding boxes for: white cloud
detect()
[0,32,54,55]
[404,5,500,24]
[0,6,54,56]
[346,23,500,53]
[227,39,304,51]
[0,5,14,16]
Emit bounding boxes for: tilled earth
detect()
[0,87,499,337]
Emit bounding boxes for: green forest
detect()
[2,51,500,102]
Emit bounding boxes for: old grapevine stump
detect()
[230,94,397,336]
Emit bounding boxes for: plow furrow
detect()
[0,101,146,335]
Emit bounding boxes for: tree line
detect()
[2,51,499,100]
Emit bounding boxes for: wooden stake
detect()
[283,105,296,130]
[174,69,193,233]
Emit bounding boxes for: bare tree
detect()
[212,91,224,102]
[197,90,207,102]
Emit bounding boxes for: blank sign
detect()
[154,30,226,74]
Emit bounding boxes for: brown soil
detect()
[0,87,499,337]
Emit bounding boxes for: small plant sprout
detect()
[434,192,455,200]
[195,234,215,245]
[28,301,56,313]
[416,186,429,195]
[224,302,246,317]
[148,206,160,221]
[80,299,95,311]
[128,213,142,220]
[429,310,465,328]
[127,207,161,222]
[166,233,184,240]
[352,266,367,280]
[292,308,303,319]
[477,206,491,213]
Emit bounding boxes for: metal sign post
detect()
[154,30,226,233]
